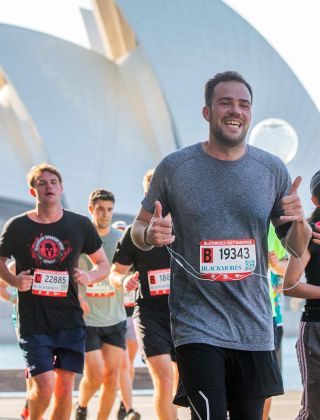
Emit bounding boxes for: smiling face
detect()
[29,170,63,206]
[203,80,252,148]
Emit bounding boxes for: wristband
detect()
[143,226,153,247]
[120,275,127,289]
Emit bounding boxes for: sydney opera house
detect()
[1,0,320,224]
[0,1,319,340]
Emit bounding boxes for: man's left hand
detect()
[280,176,304,223]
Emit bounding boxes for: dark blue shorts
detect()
[19,327,85,377]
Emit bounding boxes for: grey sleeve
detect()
[270,162,292,219]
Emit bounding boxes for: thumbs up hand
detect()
[280,176,305,223]
[122,271,140,292]
[145,201,175,247]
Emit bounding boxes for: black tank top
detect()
[302,221,320,322]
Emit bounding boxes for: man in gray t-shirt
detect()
[131,71,311,419]
[75,189,126,420]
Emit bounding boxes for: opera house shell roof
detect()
[0,0,319,229]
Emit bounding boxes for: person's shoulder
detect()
[158,143,202,176]
[109,226,123,240]
[163,143,201,163]
[63,210,93,227]
[247,145,287,171]
[119,225,133,243]
[2,212,29,230]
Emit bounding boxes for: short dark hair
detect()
[89,189,115,205]
[309,170,320,223]
[204,71,253,107]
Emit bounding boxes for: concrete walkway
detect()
[0,391,302,419]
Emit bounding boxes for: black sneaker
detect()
[74,402,88,420]
[117,401,127,420]
[125,409,141,420]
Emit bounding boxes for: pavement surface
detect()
[0,391,302,419]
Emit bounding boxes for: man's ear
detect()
[202,106,210,122]
[29,188,36,197]
[88,204,94,215]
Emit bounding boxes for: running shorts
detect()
[19,326,85,377]
[85,321,126,352]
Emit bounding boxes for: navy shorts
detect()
[85,321,126,352]
[19,327,85,378]
[134,300,176,361]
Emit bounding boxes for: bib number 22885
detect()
[32,269,69,296]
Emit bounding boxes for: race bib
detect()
[147,268,170,295]
[199,239,256,281]
[86,280,115,297]
[32,269,69,297]
[123,289,136,307]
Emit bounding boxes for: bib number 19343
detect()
[199,239,256,281]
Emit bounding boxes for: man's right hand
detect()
[15,270,33,292]
[123,271,140,292]
[145,201,175,247]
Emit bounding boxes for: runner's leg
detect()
[29,371,54,420]
[97,343,124,419]
[50,369,75,420]
[147,354,177,420]
[78,349,104,408]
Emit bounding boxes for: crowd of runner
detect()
[0,71,319,420]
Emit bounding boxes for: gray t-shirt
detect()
[79,227,126,327]
[142,143,291,351]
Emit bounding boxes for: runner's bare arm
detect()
[272,176,312,257]
[131,201,175,250]
[282,251,320,298]
[73,246,110,286]
[109,262,139,292]
[0,257,32,292]
[268,252,288,277]
[0,278,16,303]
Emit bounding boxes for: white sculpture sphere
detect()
[249,118,299,164]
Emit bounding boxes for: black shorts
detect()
[134,300,176,361]
[19,326,85,377]
[85,321,126,352]
[174,343,283,407]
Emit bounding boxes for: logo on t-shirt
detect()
[31,234,72,265]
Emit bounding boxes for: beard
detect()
[210,124,248,148]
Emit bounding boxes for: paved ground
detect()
[0,391,302,419]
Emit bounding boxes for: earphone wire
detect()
[165,239,307,292]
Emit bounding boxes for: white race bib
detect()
[199,239,256,281]
[86,280,115,297]
[123,289,136,307]
[147,268,170,295]
[32,269,69,297]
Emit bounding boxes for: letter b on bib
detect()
[201,247,213,263]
